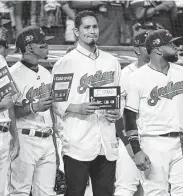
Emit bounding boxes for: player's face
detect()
[31,41,48,60]
[76,16,99,47]
[160,42,178,62]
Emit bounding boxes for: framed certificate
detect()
[0,66,17,99]
[52,73,74,102]
[89,86,121,109]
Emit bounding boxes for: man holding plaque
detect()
[0,20,20,196]
[8,26,58,196]
[53,10,124,196]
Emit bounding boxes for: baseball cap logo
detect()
[153,38,161,46]
[25,35,34,43]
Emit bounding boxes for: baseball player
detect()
[125,29,183,196]
[53,10,124,196]
[8,26,57,196]
[115,22,164,196]
[0,20,19,196]
[115,30,151,196]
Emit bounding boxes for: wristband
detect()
[29,103,36,114]
[128,135,141,155]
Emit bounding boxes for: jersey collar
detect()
[76,43,99,60]
[21,60,39,73]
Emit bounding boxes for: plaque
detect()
[0,66,17,99]
[89,86,121,109]
[52,73,74,102]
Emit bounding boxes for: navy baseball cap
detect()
[133,30,150,47]
[15,26,54,51]
[145,29,182,54]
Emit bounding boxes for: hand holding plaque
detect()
[0,94,14,110]
[52,73,74,102]
[104,109,121,123]
[77,102,100,115]
[89,86,121,110]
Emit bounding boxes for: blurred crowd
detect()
[0,0,183,46]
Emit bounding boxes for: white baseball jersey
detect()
[53,44,124,161]
[9,62,56,196]
[0,54,11,123]
[10,61,53,130]
[114,61,140,196]
[126,63,183,136]
[0,54,11,196]
[120,61,138,93]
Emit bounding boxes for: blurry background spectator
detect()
[61,2,76,44]
[130,0,177,33]
[173,0,183,45]
[0,0,182,47]
[44,0,62,28]
[69,1,128,46]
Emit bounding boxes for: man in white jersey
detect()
[53,10,124,196]
[115,29,151,196]
[115,22,165,196]
[0,20,19,196]
[8,26,57,196]
[125,29,183,196]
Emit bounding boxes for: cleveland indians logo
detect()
[148,81,183,106]
[152,38,161,46]
[77,70,115,94]
[25,35,34,43]
[22,82,52,105]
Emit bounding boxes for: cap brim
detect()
[170,36,183,42]
[45,36,55,41]
[1,19,11,25]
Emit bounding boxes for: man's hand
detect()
[33,96,53,112]
[10,137,20,160]
[0,94,14,110]
[134,150,151,171]
[77,102,100,115]
[104,109,121,123]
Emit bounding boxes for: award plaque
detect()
[89,86,121,109]
[52,73,74,102]
[0,66,18,99]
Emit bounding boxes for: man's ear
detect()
[27,44,33,53]
[134,47,140,55]
[154,47,162,55]
[73,28,79,38]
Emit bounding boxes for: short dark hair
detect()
[75,10,98,29]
